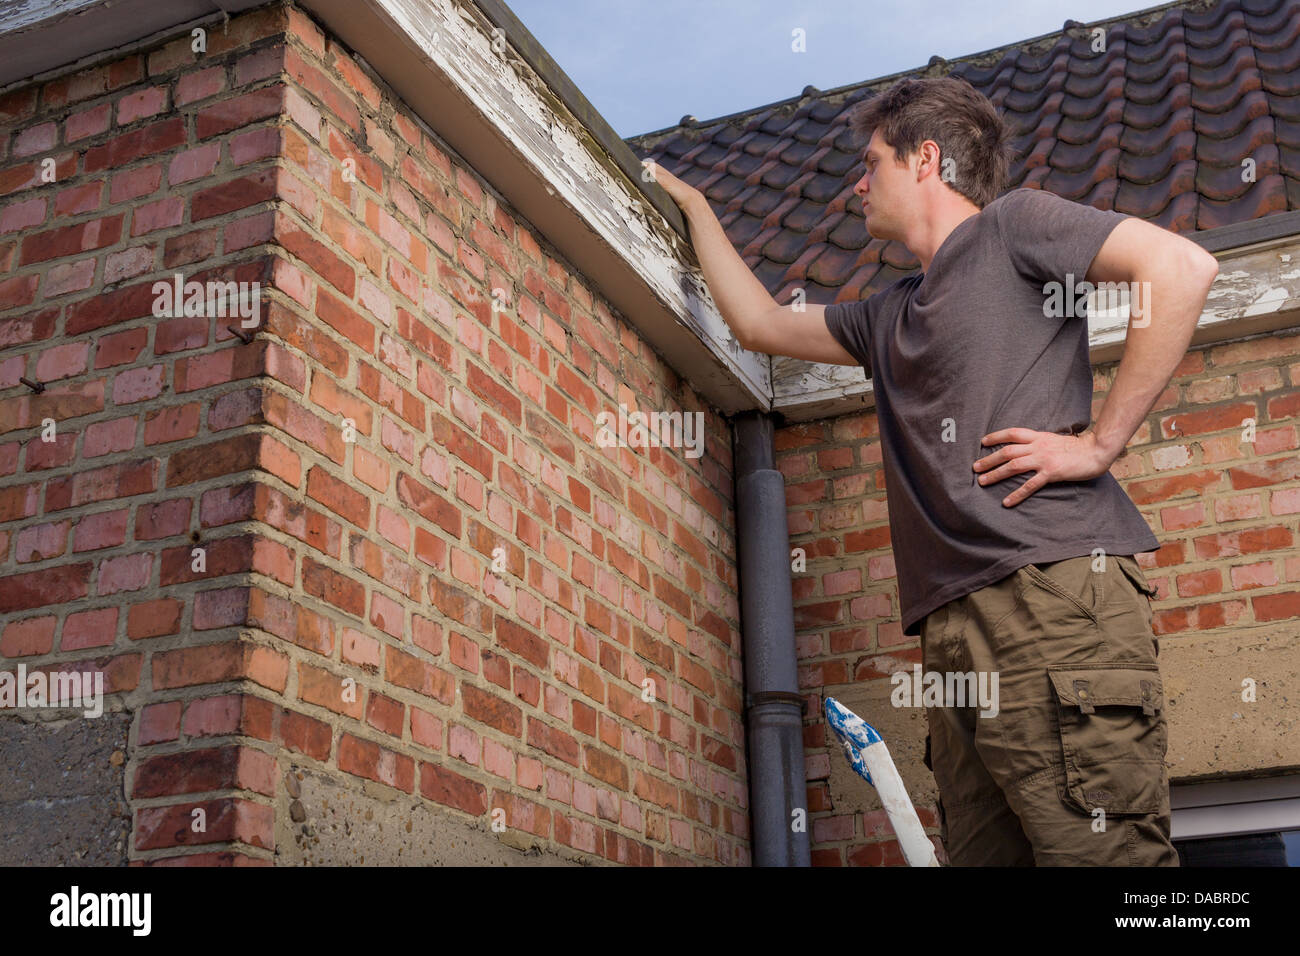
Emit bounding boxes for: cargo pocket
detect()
[1117,556,1158,598]
[1047,663,1166,815]
[1022,560,1099,624]
[1113,556,1159,657]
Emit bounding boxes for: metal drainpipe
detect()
[732,411,810,867]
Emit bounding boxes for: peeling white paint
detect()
[374,0,770,402]
[1242,286,1290,316]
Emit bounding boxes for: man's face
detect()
[852,129,912,240]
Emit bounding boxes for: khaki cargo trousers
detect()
[919,553,1179,866]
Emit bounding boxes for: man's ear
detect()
[914,140,940,181]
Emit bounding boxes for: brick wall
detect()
[0,3,745,866]
[782,331,1300,865]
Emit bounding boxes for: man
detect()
[652,76,1218,866]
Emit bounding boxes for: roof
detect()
[625,0,1300,308]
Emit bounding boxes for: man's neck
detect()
[909,203,981,272]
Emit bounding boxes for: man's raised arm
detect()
[1083,218,1219,467]
[651,163,858,366]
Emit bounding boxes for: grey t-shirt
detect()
[824,186,1159,637]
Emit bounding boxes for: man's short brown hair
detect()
[848,76,1012,208]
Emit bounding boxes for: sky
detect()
[505,0,1170,139]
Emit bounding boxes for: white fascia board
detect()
[301,0,772,414]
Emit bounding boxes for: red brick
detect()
[1193,525,1292,560]
[172,343,268,396]
[278,707,333,760]
[208,390,263,431]
[385,645,455,704]
[1227,456,1300,490]
[126,600,183,639]
[284,47,361,131]
[165,227,218,265]
[186,587,247,632]
[143,402,202,446]
[166,434,261,488]
[418,760,488,815]
[494,617,548,669]
[296,661,364,718]
[152,640,288,692]
[0,273,38,310]
[461,682,523,737]
[301,555,366,617]
[117,86,168,125]
[54,182,104,218]
[0,615,55,656]
[584,745,630,789]
[0,563,91,614]
[132,746,274,798]
[338,732,414,793]
[19,214,122,266]
[430,411,494,478]
[195,86,285,139]
[526,716,580,767]
[467,361,522,426]
[304,465,370,529]
[128,199,183,243]
[64,279,157,335]
[410,706,443,749]
[0,88,37,124]
[139,701,182,744]
[191,168,277,221]
[357,363,423,430]
[227,127,280,168]
[1,197,46,234]
[396,471,461,537]
[65,510,126,554]
[14,518,68,562]
[80,416,134,457]
[315,288,375,351]
[176,67,228,106]
[83,118,186,172]
[92,327,148,369]
[1253,590,1300,622]
[181,695,242,737]
[365,691,404,737]
[247,590,333,655]
[275,216,354,297]
[12,122,57,157]
[60,606,118,650]
[108,164,163,204]
[133,797,272,851]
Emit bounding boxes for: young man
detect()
[653,76,1219,866]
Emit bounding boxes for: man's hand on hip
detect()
[973,427,1111,507]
